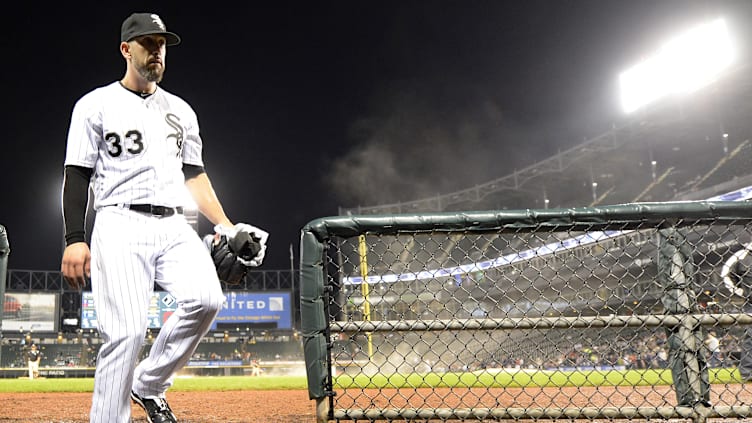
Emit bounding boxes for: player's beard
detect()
[136,61,164,83]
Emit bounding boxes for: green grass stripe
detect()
[333,368,743,389]
[0,375,308,393]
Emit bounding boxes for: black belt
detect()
[127,204,184,216]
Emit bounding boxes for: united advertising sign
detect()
[211,291,291,330]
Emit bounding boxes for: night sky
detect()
[3,1,752,271]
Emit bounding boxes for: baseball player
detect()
[251,358,262,376]
[27,344,41,379]
[722,242,752,379]
[60,12,264,423]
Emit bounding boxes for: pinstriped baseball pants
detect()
[88,207,224,423]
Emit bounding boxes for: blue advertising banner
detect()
[81,291,291,330]
[81,292,177,330]
[212,292,292,330]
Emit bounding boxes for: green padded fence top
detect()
[302,201,752,241]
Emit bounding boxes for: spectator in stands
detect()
[721,333,740,368]
[655,346,669,368]
[27,344,41,379]
[54,351,65,367]
[242,351,252,365]
[705,331,722,368]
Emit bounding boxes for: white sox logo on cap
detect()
[150,14,167,31]
[121,12,181,46]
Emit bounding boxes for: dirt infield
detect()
[0,390,316,423]
[1,385,751,422]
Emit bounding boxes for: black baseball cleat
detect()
[131,390,178,423]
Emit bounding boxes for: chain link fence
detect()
[301,202,752,422]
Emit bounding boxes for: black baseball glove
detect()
[204,224,269,285]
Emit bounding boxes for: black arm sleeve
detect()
[183,163,206,180]
[62,165,93,245]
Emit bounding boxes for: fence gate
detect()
[300,201,752,422]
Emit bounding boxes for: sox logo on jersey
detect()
[165,113,184,157]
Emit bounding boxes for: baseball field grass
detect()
[332,367,742,389]
[0,375,309,393]
[1,367,738,393]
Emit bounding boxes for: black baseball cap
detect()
[121,13,181,46]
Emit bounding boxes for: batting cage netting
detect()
[300,200,752,422]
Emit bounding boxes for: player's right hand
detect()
[61,242,91,290]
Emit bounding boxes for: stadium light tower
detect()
[619,18,735,114]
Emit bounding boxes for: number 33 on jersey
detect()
[105,113,183,158]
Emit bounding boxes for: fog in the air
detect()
[324,82,599,209]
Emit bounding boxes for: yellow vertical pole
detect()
[358,235,373,358]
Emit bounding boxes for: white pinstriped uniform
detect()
[65,81,225,423]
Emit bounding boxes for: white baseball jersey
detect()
[64,81,203,209]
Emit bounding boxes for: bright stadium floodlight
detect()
[619,18,735,114]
